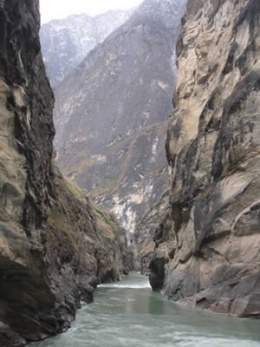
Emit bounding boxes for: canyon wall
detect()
[0,1,130,345]
[150,0,260,317]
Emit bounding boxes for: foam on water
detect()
[99,282,150,289]
[99,272,150,289]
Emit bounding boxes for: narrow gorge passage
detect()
[31,273,260,347]
[2,0,260,345]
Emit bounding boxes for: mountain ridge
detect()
[40,9,132,86]
[53,0,186,237]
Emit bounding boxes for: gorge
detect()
[0,0,260,346]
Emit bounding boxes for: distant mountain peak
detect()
[132,0,186,29]
[40,9,132,86]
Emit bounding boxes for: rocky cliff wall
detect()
[0,1,130,346]
[150,0,260,317]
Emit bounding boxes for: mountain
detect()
[40,10,132,87]
[149,0,260,317]
[54,0,185,238]
[0,1,131,345]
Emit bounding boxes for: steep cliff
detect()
[0,1,130,345]
[150,0,260,317]
[40,10,132,87]
[54,0,185,237]
[135,192,169,273]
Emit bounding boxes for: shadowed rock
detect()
[0,0,131,344]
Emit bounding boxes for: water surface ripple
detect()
[31,273,260,347]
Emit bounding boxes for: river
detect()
[31,273,260,347]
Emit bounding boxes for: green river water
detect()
[31,273,260,347]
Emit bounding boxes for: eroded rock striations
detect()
[0,1,130,345]
[54,0,185,238]
[150,0,260,317]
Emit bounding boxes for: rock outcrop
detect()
[0,1,130,345]
[134,192,169,274]
[54,0,185,238]
[40,10,132,87]
[150,0,260,317]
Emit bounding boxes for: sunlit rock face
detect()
[54,0,185,237]
[0,1,130,345]
[150,0,260,317]
[40,10,132,87]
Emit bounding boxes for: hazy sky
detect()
[40,0,143,23]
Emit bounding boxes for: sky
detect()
[40,0,143,23]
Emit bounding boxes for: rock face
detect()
[0,1,130,345]
[150,0,260,317]
[54,0,185,237]
[134,192,169,273]
[40,10,132,87]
